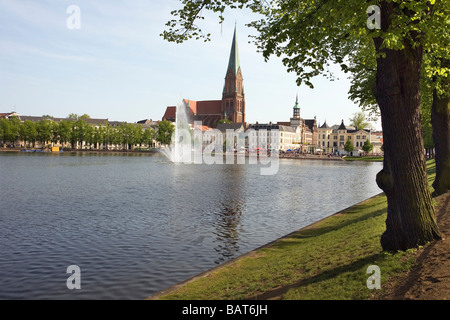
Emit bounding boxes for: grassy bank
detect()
[343,156,384,162]
[151,160,436,300]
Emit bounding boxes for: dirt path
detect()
[379,191,450,300]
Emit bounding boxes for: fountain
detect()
[160,100,193,164]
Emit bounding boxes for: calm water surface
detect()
[0,152,382,299]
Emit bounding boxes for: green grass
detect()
[343,156,384,162]
[154,160,436,300]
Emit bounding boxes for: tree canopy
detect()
[156,120,175,146]
[349,112,372,130]
[344,139,354,153]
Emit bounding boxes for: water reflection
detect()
[213,166,245,264]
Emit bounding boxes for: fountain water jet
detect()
[160,100,193,163]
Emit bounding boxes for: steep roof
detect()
[162,107,176,121]
[226,25,241,76]
[320,121,330,129]
[293,94,300,109]
[304,119,317,132]
[338,120,347,130]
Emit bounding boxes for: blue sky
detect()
[0,0,381,130]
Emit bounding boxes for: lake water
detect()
[0,152,382,300]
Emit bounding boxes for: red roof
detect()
[162,106,176,121]
[183,99,198,114]
[194,124,213,131]
[196,100,222,115]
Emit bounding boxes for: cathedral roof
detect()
[226,25,241,76]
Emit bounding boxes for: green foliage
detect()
[156,120,175,145]
[142,128,156,148]
[0,120,4,142]
[58,120,72,146]
[0,116,21,146]
[362,139,374,153]
[218,118,233,124]
[1,116,157,150]
[349,112,372,130]
[344,139,354,153]
[36,120,53,145]
[19,120,37,146]
[67,113,79,120]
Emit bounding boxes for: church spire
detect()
[222,25,245,124]
[293,94,300,119]
[226,25,241,76]
[294,94,300,109]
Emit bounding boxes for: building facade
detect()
[277,95,318,153]
[318,120,382,155]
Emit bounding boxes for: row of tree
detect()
[0,116,175,150]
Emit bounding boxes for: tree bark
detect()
[374,2,441,251]
[431,60,450,196]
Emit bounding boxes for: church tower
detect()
[290,94,302,127]
[222,26,245,124]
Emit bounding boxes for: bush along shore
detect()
[149,160,442,300]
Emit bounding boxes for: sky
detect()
[0,0,382,130]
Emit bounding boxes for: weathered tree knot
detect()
[376,169,394,195]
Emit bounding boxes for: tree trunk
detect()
[431,60,450,196]
[374,2,441,251]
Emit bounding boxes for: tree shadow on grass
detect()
[272,198,388,247]
[251,253,384,300]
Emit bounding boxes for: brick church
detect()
[162,26,245,128]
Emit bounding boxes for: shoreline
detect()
[279,154,344,161]
[147,192,385,300]
[0,148,383,162]
[147,160,446,300]
[0,147,160,155]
